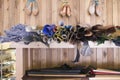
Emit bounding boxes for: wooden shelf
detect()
[2,41,118,80]
[28,74,87,78]
[10,42,75,48]
[9,41,119,48]
[0,41,119,49]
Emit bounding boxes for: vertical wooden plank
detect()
[52,0,58,24]
[3,0,9,33]
[106,0,113,25]
[37,48,41,69]
[85,0,90,24]
[30,48,34,69]
[46,0,52,24]
[0,0,4,34]
[57,48,62,65]
[84,55,91,66]
[113,0,118,26]
[96,48,103,68]
[30,15,36,26]
[107,48,114,69]
[36,0,42,25]
[51,48,58,67]
[32,48,36,68]
[32,48,40,69]
[114,48,119,69]
[61,48,68,63]
[20,0,25,24]
[16,48,24,80]
[40,48,46,68]
[80,0,85,24]
[46,48,52,68]
[14,0,20,24]
[118,0,120,25]
[90,15,96,26]
[23,48,29,70]
[118,48,120,69]
[60,48,64,64]
[102,48,107,69]
[68,48,74,62]
[75,0,80,24]
[36,48,41,69]
[60,48,63,64]
[90,48,97,68]
[102,0,107,26]
[9,0,15,27]
[32,48,37,69]
[28,48,33,69]
[61,48,65,63]
[41,0,47,25]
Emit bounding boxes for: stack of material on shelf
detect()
[22,64,120,80]
[22,64,95,80]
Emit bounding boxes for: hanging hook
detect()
[61,0,69,5]
[94,0,99,5]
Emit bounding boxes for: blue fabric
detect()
[0,24,49,46]
[0,24,33,43]
[43,24,56,37]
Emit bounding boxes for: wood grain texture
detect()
[0,1,120,79]
[0,0,4,34]
[0,0,119,28]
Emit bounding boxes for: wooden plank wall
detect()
[0,0,120,69]
[22,48,120,70]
